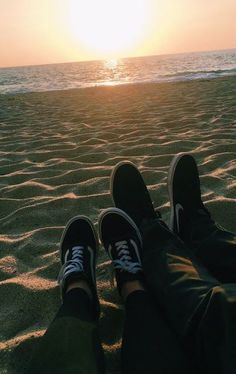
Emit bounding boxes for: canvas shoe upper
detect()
[168,153,215,247]
[111,161,158,228]
[99,207,144,294]
[58,215,100,319]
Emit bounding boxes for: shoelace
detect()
[112,240,142,273]
[58,246,84,284]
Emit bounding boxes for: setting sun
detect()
[68,0,148,55]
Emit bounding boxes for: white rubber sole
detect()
[98,207,143,246]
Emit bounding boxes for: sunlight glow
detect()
[68,0,148,55]
[104,58,119,69]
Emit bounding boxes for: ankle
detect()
[121,280,145,302]
[66,280,93,300]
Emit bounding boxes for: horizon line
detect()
[1,46,236,70]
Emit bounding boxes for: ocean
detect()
[0,48,236,95]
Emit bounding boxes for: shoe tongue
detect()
[126,205,157,227]
[140,215,167,233]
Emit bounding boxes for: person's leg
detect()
[28,216,105,374]
[168,153,236,283]
[111,161,236,374]
[141,218,236,374]
[122,288,197,374]
[99,208,196,374]
[110,162,218,337]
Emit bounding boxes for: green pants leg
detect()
[193,226,236,283]
[142,220,236,374]
[27,316,105,374]
[27,288,105,374]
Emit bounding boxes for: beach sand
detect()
[0,76,235,373]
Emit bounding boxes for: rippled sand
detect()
[0,77,235,373]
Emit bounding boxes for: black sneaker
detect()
[168,153,214,246]
[98,207,143,295]
[58,216,100,319]
[111,161,158,228]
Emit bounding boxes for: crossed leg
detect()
[142,219,236,374]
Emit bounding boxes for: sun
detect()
[68,0,148,55]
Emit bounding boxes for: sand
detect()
[0,76,235,373]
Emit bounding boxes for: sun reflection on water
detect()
[101,58,128,86]
[104,58,119,70]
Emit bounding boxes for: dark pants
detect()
[142,220,236,374]
[28,223,236,374]
[28,288,195,374]
[27,288,106,374]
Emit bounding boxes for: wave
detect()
[160,68,236,80]
[1,51,236,95]
[95,68,236,87]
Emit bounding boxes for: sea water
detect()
[0,49,236,95]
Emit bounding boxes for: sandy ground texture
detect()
[0,76,236,373]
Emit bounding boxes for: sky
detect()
[0,0,236,68]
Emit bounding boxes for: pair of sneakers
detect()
[58,153,213,319]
